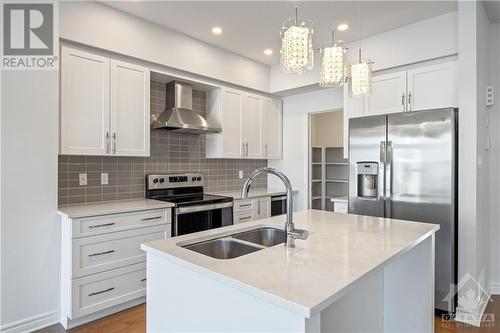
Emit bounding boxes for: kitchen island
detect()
[141,210,439,333]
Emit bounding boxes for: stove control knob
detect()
[197,177,202,181]
[153,178,159,184]
[192,177,196,182]
[159,178,165,183]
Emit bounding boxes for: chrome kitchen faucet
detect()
[241,167,308,248]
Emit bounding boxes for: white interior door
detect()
[110,59,150,156]
[264,98,283,159]
[61,46,110,155]
[221,89,244,158]
[365,71,407,116]
[244,94,264,159]
[407,61,458,111]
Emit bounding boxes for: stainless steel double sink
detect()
[182,227,286,259]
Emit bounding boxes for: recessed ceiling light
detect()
[337,24,349,31]
[212,27,222,35]
[264,49,273,56]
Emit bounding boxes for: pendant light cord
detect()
[358,0,362,62]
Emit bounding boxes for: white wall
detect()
[59,1,270,92]
[271,11,458,93]
[489,24,500,294]
[268,88,343,211]
[1,71,60,331]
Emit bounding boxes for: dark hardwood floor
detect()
[36,296,500,333]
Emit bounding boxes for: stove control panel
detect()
[146,174,204,190]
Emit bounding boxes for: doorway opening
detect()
[308,109,348,213]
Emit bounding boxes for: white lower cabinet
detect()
[71,262,146,319]
[60,208,171,328]
[233,196,271,224]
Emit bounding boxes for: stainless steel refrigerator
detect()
[348,108,457,312]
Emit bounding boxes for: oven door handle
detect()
[271,195,287,202]
[176,202,233,215]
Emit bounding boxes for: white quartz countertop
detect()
[57,199,174,219]
[208,187,294,199]
[142,210,439,318]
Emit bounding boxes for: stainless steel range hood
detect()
[151,81,221,134]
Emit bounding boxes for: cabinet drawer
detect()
[70,262,146,319]
[72,225,168,278]
[233,199,254,213]
[234,211,254,224]
[72,209,170,238]
[334,202,348,214]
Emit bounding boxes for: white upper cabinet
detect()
[60,45,150,156]
[407,62,458,111]
[244,94,265,159]
[110,60,150,156]
[206,88,282,160]
[61,47,110,155]
[365,71,407,116]
[221,89,245,158]
[263,98,283,159]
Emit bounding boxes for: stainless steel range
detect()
[145,173,233,236]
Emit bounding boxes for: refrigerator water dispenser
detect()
[356,162,378,198]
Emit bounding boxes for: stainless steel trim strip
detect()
[176,202,233,215]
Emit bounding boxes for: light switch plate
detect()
[238,170,244,179]
[79,173,87,186]
[101,173,109,185]
[486,86,494,106]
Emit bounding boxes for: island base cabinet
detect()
[145,235,434,333]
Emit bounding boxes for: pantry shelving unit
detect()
[310,146,348,211]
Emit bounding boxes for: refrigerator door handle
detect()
[385,141,393,218]
[380,141,386,217]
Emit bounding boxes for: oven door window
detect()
[271,197,287,216]
[175,206,233,236]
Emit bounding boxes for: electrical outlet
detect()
[238,170,244,179]
[101,173,109,185]
[79,173,87,186]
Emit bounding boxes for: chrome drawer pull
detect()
[88,250,115,257]
[140,278,147,282]
[141,216,162,221]
[88,287,114,297]
[239,204,251,208]
[239,216,252,221]
[88,222,115,229]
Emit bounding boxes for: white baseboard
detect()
[61,297,145,330]
[489,282,500,295]
[1,309,59,333]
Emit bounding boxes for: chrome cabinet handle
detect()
[88,287,114,297]
[407,93,412,111]
[246,142,249,157]
[239,216,252,221]
[239,203,251,208]
[141,216,162,221]
[265,144,268,157]
[105,132,110,154]
[88,222,115,229]
[242,142,245,157]
[112,133,117,154]
[88,250,115,257]
[401,93,405,112]
[140,278,147,282]
[258,201,261,215]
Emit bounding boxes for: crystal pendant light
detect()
[319,30,345,87]
[350,1,372,97]
[350,48,371,97]
[280,7,314,74]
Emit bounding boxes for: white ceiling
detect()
[104,1,457,66]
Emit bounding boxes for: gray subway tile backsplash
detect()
[58,81,267,205]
